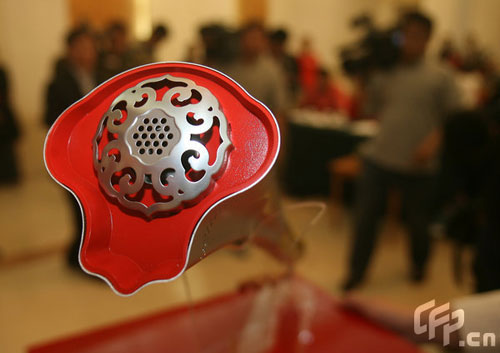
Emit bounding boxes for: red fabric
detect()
[29,276,422,353]
[300,81,354,116]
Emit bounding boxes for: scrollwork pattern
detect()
[93,74,232,217]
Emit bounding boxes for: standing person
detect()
[269,28,299,104]
[297,37,319,100]
[0,65,20,184]
[342,11,461,291]
[44,26,98,269]
[97,21,134,81]
[225,22,288,118]
[45,26,98,126]
[197,24,238,71]
[131,24,169,66]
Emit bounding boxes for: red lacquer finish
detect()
[44,62,280,295]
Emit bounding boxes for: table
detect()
[283,109,378,196]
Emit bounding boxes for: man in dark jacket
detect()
[0,66,20,184]
[44,26,98,268]
[45,26,97,126]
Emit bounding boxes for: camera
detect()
[340,14,401,77]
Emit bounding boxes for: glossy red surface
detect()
[29,276,422,353]
[44,63,280,295]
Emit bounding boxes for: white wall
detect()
[268,0,376,71]
[0,0,68,124]
[422,0,500,66]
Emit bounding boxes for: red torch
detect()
[44,62,300,295]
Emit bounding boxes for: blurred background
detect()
[1,0,500,352]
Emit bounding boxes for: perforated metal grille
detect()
[126,109,180,165]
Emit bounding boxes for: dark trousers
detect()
[0,142,19,184]
[348,159,434,281]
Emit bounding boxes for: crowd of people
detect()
[189,22,355,118]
